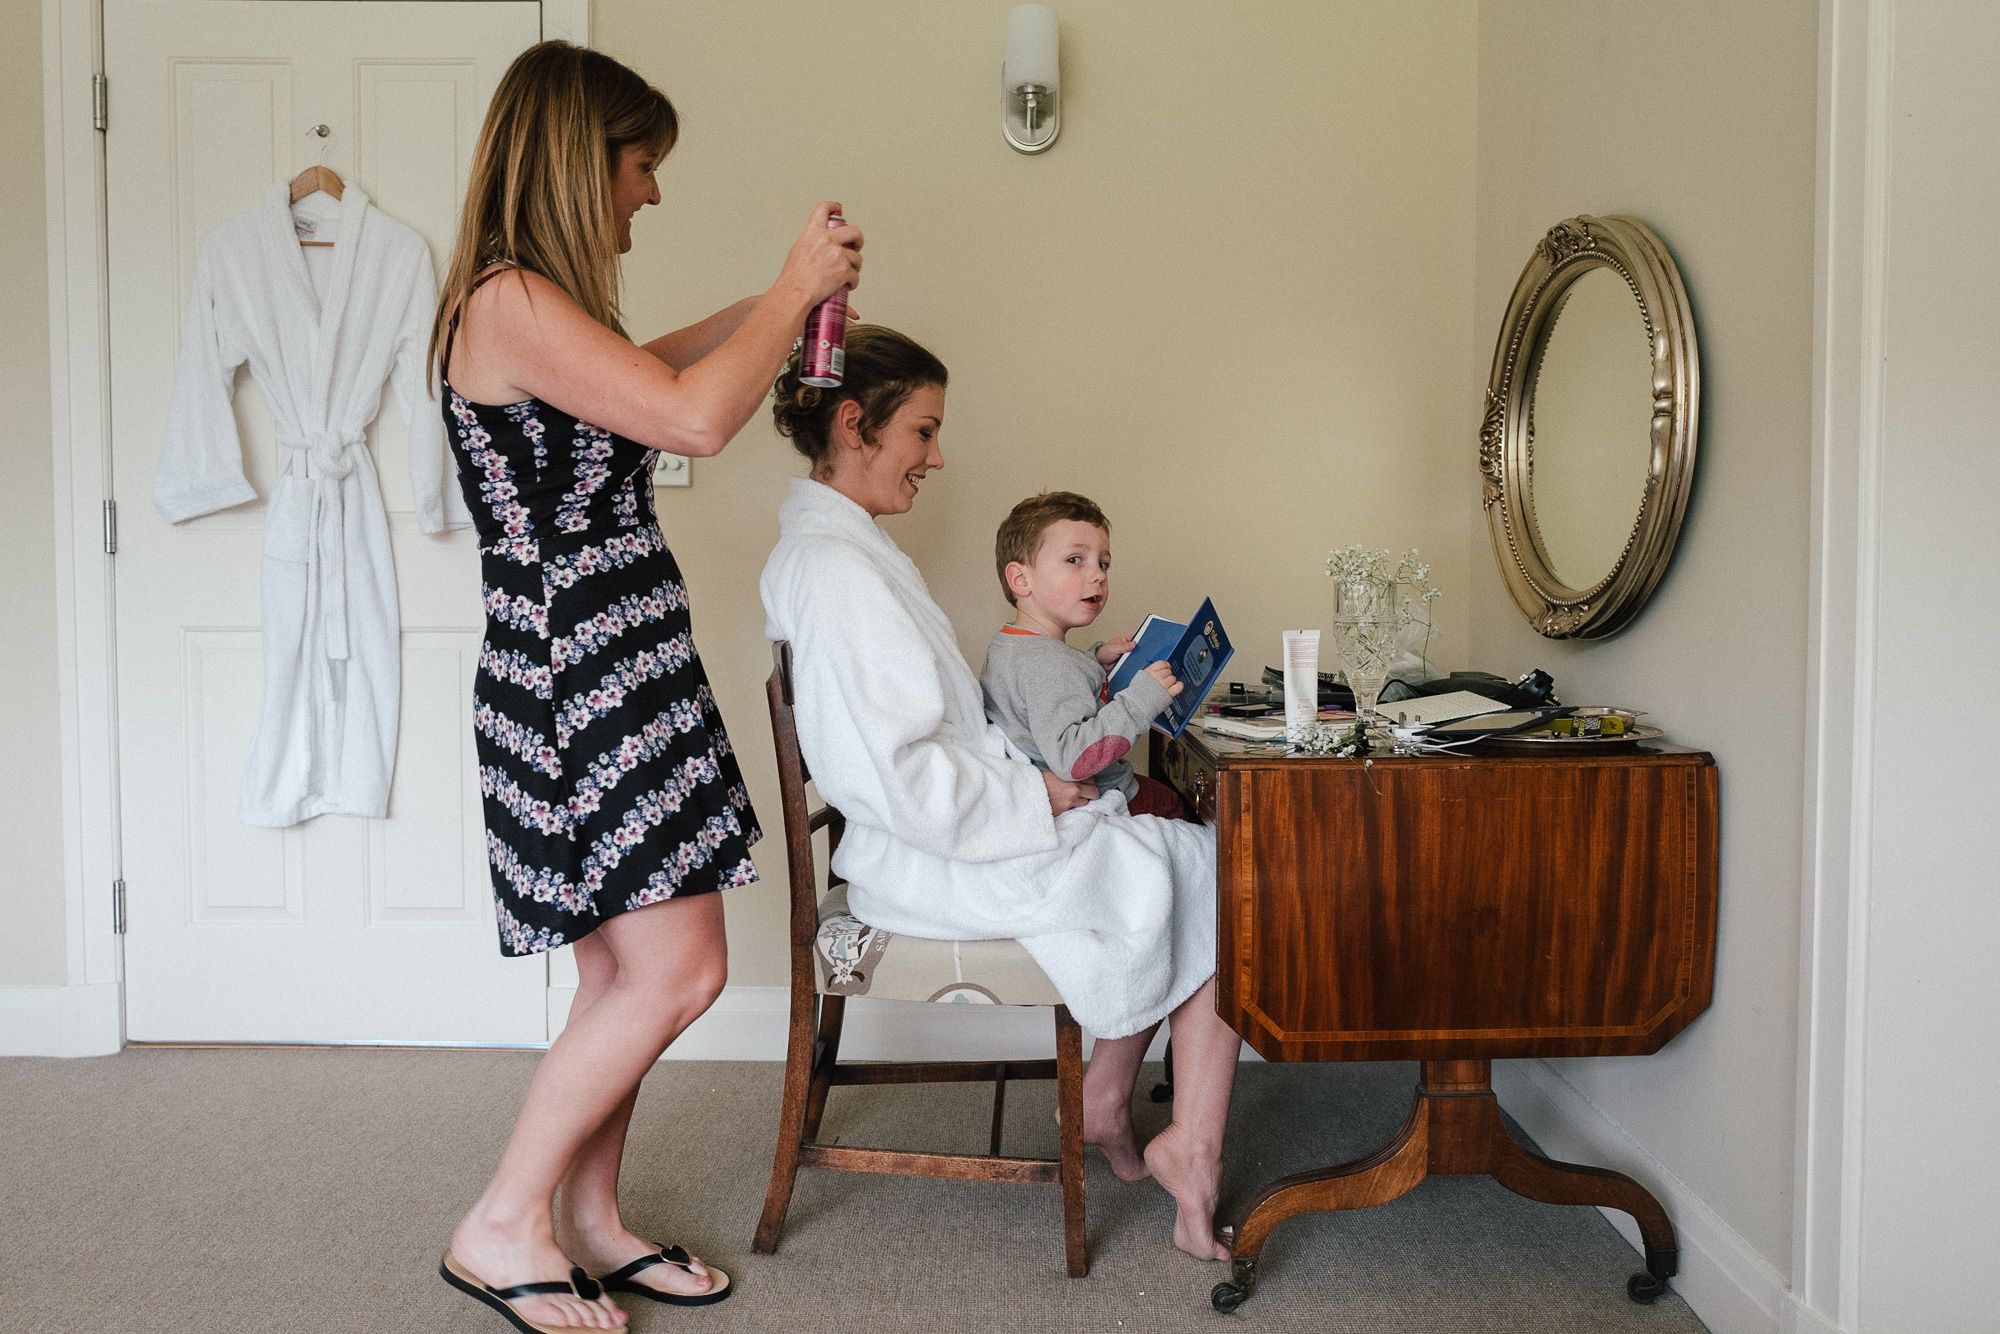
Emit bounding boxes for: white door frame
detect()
[38,0,588,1057]
[1789,4,1889,1332]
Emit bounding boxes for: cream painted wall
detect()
[598,1,1479,986]
[2,0,68,989]
[1472,0,1817,1280]
[1854,3,2000,1326]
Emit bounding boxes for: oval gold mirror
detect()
[1478,216,1699,638]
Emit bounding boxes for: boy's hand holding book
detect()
[1103,599,1233,742]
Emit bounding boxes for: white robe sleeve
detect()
[391,251,469,534]
[154,243,259,524]
[784,543,1059,865]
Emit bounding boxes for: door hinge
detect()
[92,73,107,133]
[102,498,118,555]
[112,878,127,934]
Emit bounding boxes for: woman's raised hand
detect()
[1043,769,1099,817]
[776,201,864,308]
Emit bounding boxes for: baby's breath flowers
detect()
[1286,720,1366,757]
[1323,545,1443,679]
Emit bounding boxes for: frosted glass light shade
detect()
[1005,4,1059,92]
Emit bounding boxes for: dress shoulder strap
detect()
[442,263,518,386]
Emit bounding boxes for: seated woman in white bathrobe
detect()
[759,326,1238,1261]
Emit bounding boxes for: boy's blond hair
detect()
[994,491,1111,605]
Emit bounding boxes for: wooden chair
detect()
[753,641,1088,1277]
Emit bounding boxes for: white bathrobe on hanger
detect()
[761,478,1216,1038]
[154,184,469,827]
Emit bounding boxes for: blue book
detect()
[1104,597,1233,740]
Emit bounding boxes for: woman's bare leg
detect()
[448,895,728,1328]
[1080,1024,1159,1180]
[1142,977,1238,1260]
[559,905,726,1298]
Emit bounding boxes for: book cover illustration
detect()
[1105,597,1233,740]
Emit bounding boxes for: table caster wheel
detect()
[1211,1255,1257,1313]
[1211,1281,1251,1314]
[1627,1271,1669,1304]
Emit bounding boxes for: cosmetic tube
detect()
[1283,630,1320,735]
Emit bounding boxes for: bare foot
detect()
[449,1210,627,1329]
[1081,1104,1152,1182]
[567,1221,723,1302]
[1142,1122,1230,1261]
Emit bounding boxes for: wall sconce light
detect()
[1003,4,1060,155]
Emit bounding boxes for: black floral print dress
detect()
[441,323,759,955]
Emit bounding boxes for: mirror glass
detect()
[1526,267,1656,591]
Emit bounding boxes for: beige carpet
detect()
[0,1049,1706,1332]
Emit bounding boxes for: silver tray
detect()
[1474,724,1663,754]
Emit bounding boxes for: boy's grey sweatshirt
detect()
[980,628,1175,801]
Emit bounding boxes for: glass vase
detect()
[1331,581,1397,719]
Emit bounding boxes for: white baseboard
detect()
[0,982,123,1057]
[549,983,1184,1063]
[1780,1293,1848,1334]
[1493,1059,1792,1334]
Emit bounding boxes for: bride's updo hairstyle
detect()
[771,324,948,475]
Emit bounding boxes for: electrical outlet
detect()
[653,453,691,488]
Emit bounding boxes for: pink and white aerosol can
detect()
[799,211,848,388]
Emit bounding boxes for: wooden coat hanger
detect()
[288,125,343,247]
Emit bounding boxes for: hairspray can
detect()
[799,212,847,388]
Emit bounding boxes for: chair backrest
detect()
[766,641,845,990]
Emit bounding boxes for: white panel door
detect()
[107,0,546,1042]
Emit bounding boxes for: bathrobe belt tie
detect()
[281,430,362,662]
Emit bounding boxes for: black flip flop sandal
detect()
[440,1251,611,1334]
[600,1242,734,1306]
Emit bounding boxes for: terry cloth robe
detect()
[760,478,1216,1038]
[154,184,469,827]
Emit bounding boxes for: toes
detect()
[578,1295,624,1329]
[568,1294,622,1329]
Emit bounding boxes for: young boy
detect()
[981,491,1192,819]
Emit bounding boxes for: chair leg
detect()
[754,987,820,1255]
[988,1075,1008,1156]
[1053,1005,1089,1277]
[803,993,846,1143]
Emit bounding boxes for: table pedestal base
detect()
[1210,1059,1679,1313]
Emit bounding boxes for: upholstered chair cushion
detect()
[813,885,1064,1007]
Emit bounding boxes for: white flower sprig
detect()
[1324,545,1443,605]
[1323,545,1443,677]
[1287,720,1366,757]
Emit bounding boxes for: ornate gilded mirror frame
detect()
[1479,215,1699,639]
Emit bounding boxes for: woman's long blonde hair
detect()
[430,41,677,381]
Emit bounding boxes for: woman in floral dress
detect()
[430,42,860,1334]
